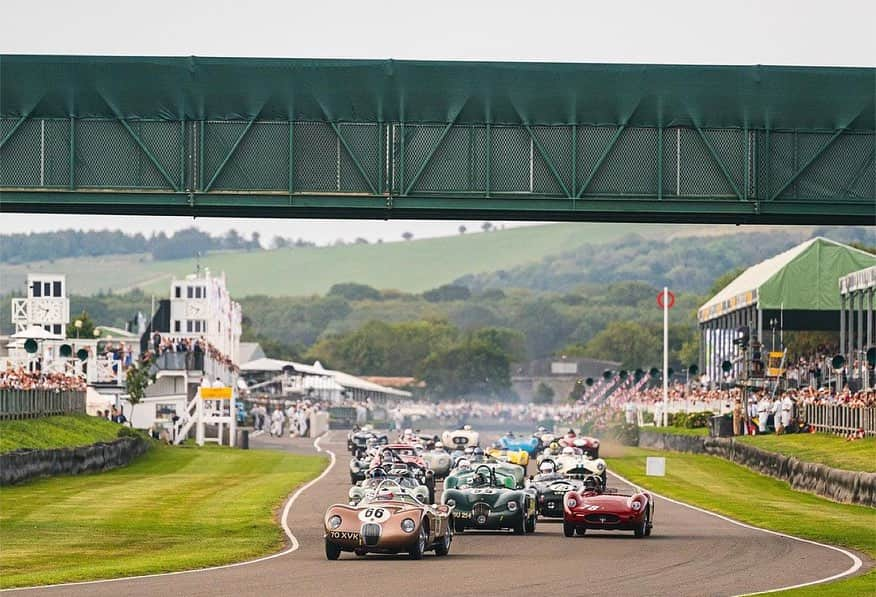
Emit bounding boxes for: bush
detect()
[641,411,655,424]
[684,411,714,429]
[117,426,147,440]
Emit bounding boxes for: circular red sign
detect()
[657,290,676,309]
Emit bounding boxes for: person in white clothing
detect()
[756,394,770,433]
[781,395,794,429]
[286,404,297,437]
[270,406,285,437]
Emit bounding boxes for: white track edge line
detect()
[1,432,337,593]
[608,470,864,596]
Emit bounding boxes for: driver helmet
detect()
[562,446,575,456]
[549,441,560,452]
[505,430,514,437]
[567,428,576,436]
[539,461,556,474]
[463,424,472,431]
[583,475,600,491]
[472,447,485,458]
[537,426,547,433]
[434,441,444,449]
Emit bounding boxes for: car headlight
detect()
[631,501,642,511]
[507,500,518,511]
[566,498,577,508]
[328,515,342,529]
[596,462,605,471]
[445,498,455,507]
[401,518,416,533]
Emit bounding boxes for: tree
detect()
[328,283,382,302]
[271,236,289,250]
[66,310,97,339]
[458,225,467,235]
[249,232,262,250]
[124,357,155,427]
[533,382,555,404]
[423,284,471,302]
[481,222,493,232]
[580,321,662,369]
[402,231,414,241]
[418,336,511,398]
[354,237,370,245]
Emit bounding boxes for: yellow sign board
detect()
[200,387,232,399]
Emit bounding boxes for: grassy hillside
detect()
[2,223,680,297]
[0,415,126,454]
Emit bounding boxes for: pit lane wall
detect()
[637,430,876,508]
[0,436,149,486]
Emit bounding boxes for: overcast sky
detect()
[2,0,873,244]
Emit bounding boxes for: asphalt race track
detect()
[5,432,861,597]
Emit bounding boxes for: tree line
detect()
[0,227,318,263]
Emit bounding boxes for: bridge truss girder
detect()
[1,119,872,224]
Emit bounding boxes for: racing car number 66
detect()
[358,507,392,523]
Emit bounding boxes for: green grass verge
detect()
[0,415,125,454]
[0,445,326,588]
[607,446,876,595]
[736,433,876,473]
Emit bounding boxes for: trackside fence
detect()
[0,389,86,420]
[804,404,876,437]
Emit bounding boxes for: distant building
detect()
[130,269,243,432]
[511,357,622,402]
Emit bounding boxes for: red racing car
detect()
[562,477,654,538]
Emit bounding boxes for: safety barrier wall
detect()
[0,436,149,485]
[638,430,876,507]
[0,389,86,420]
[805,404,876,436]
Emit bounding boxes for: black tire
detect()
[513,514,526,535]
[525,513,536,533]
[634,513,648,538]
[325,540,342,560]
[409,525,427,560]
[434,527,452,556]
[563,522,575,537]
[575,526,586,536]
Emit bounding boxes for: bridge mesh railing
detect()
[1,118,873,202]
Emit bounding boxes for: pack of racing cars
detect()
[324,425,652,559]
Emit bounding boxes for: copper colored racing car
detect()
[324,480,453,560]
[563,475,654,538]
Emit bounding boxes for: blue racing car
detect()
[497,432,541,456]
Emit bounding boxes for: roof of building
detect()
[698,237,876,322]
[239,357,411,397]
[361,376,425,388]
[238,342,265,364]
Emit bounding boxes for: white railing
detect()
[805,404,876,436]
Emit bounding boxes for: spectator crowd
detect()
[0,366,86,391]
[147,332,239,373]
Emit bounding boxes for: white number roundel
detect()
[358,507,392,523]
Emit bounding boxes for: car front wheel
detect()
[325,540,342,560]
[409,525,427,559]
[563,522,575,537]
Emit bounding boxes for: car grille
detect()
[361,523,381,546]
[584,513,620,524]
[471,502,491,523]
[544,500,559,510]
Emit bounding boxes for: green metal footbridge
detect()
[1,56,873,224]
